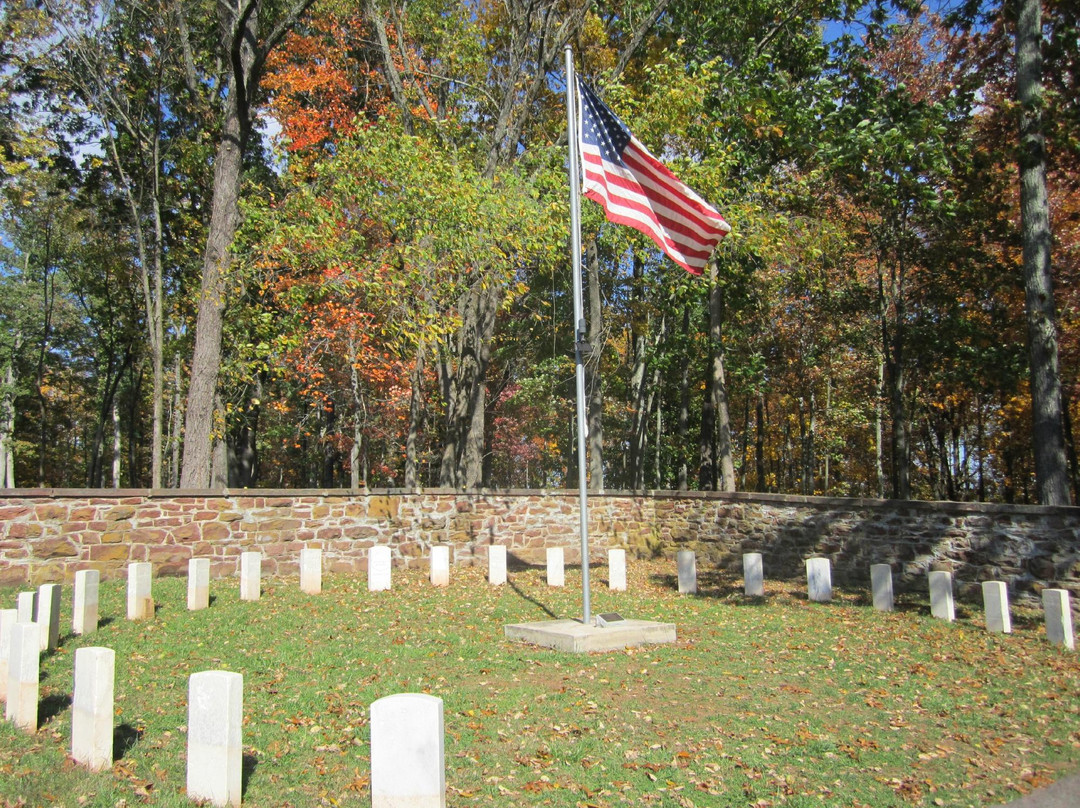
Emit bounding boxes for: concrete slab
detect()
[504,618,676,653]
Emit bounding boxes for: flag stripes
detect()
[577,78,730,275]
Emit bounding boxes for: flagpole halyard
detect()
[565,45,591,626]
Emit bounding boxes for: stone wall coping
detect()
[0,486,1076,517]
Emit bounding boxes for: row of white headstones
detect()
[1,547,1076,808]
[675,549,1076,648]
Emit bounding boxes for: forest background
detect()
[0,0,1077,504]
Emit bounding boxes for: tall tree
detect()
[1015,0,1070,504]
[180,0,317,488]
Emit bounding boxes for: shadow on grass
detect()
[242,753,258,796]
[38,693,71,726]
[99,616,115,629]
[505,577,558,620]
[648,570,755,601]
[114,723,143,759]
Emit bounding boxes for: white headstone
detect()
[15,591,36,623]
[72,647,115,771]
[300,548,322,595]
[0,608,16,703]
[36,583,62,652]
[871,564,894,612]
[368,546,392,592]
[430,546,450,588]
[188,558,211,611]
[608,549,627,592]
[487,545,507,586]
[982,581,1012,634]
[73,569,100,635]
[806,558,832,603]
[5,622,39,732]
[127,562,154,620]
[546,547,565,587]
[677,550,697,594]
[370,693,446,808]
[929,570,955,622]
[187,670,243,808]
[1042,589,1075,650]
[743,553,764,597]
[240,552,262,601]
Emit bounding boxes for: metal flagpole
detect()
[564,45,591,625]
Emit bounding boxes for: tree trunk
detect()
[700,263,736,492]
[169,359,182,488]
[629,255,648,489]
[586,238,604,492]
[0,359,15,488]
[437,283,501,489]
[875,353,885,498]
[35,261,55,487]
[179,82,248,488]
[405,342,425,489]
[180,0,317,487]
[677,307,691,491]
[1016,0,1071,505]
[755,393,766,492]
[112,399,121,488]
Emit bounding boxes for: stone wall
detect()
[0,488,1077,612]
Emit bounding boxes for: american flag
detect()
[577,78,730,275]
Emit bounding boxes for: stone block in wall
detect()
[202,522,231,542]
[0,566,27,585]
[257,518,301,532]
[35,504,69,520]
[32,538,78,558]
[368,497,399,519]
[1027,556,1056,580]
[6,523,42,539]
[147,546,192,565]
[172,523,202,542]
[30,565,64,585]
[104,505,136,521]
[89,544,129,562]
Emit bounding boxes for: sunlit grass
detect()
[1,559,1078,807]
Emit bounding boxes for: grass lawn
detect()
[1,559,1078,807]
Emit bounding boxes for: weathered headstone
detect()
[15,591,36,623]
[187,670,244,808]
[546,547,565,587]
[188,558,211,611]
[370,693,445,808]
[127,562,153,620]
[487,545,507,586]
[300,548,322,595]
[608,549,627,592]
[742,553,764,597]
[5,622,39,732]
[982,580,1012,634]
[870,564,894,612]
[806,558,832,603]
[36,583,62,652]
[677,550,697,594]
[240,552,262,601]
[71,647,115,771]
[1042,589,1075,650]
[368,546,392,592]
[73,569,100,635]
[430,546,450,588]
[0,608,16,702]
[929,570,955,622]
